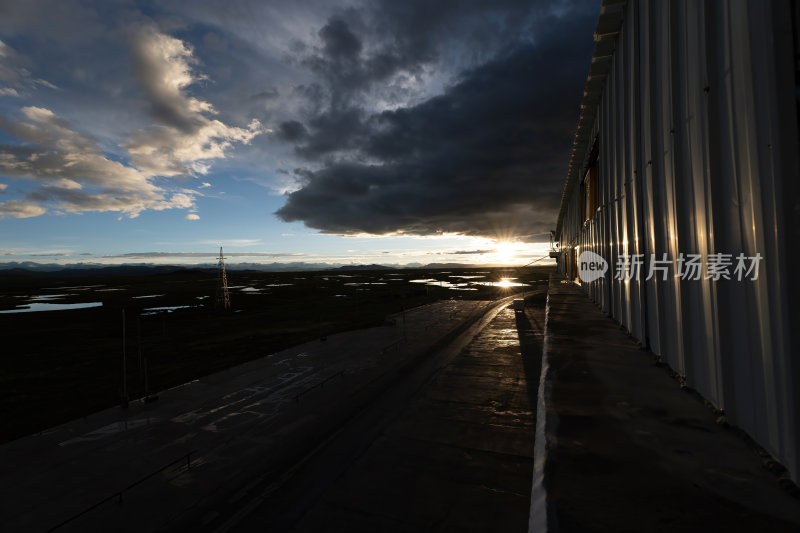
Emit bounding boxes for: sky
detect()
[0,0,598,267]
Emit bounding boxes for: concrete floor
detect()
[267,291,547,532]
[539,274,800,532]
[1,295,537,532]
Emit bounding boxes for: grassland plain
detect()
[0,265,553,443]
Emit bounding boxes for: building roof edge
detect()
[554,0,627,240]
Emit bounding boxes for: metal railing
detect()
[293,370,346,403]
[46,450,197,532]
[381,339,403,354]
[293,337,407,403]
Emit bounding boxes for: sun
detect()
[495,241,517,264]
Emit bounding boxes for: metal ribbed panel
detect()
[555,0,799,482]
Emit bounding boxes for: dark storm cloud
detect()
[295,107,365,157]
[319,18,362,60]
[275,120,307,142]
[277,3,597,241]
[251,86,279,100]
[295,0,588,110]
[301,17,391,110]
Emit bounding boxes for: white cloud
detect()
[0,30,263,220]
[0,40,57,94]
[123,27,264,178]
[199,181,211,188]
[32,78,58,90]
[0,106,201,218]
[0,183,7,190]
[198,238,262,246]
[0,199,46,218]
[185,213,200,220]
[0,40,26,85]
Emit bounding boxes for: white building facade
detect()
[555,0,800,482]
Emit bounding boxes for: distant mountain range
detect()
[0,260,529,277]
[0,260,395,273]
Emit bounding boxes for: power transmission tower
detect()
[215,246,231,310]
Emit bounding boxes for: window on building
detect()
[581,138,599,224]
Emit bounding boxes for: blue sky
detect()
[0,0,597,267]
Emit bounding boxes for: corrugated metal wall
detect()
[556,0,800,482]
